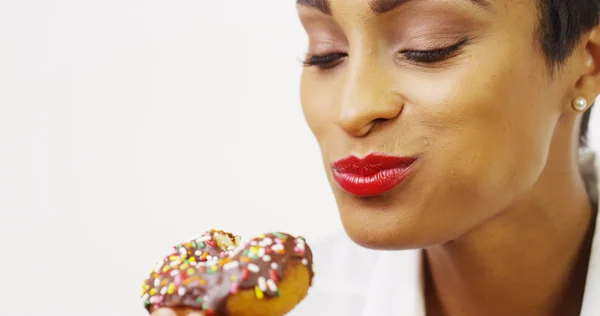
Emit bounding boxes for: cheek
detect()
[407,54,557,212]
[300,70,349,159]
[300,72,331,140]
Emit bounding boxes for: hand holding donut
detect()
[141,229,314,316]
[151,308,205,316]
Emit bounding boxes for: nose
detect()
[334,61,403,137]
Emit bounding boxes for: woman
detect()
[153,0,599,315]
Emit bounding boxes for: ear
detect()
[573,26,600,112]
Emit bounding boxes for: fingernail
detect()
[151,308,178,316]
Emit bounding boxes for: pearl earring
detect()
[573,97,588,111]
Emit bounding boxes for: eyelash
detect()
[302,53,347,69]
[303,38,468,69]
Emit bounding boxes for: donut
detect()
[141,229,314,316]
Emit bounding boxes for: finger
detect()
[151,308,178,316]
[151,307,205,316]
[179,308,204,316]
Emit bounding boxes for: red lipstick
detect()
[331,153,417,197]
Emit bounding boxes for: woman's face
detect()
[297,0,591,249]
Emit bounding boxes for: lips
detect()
[331,153,417,197]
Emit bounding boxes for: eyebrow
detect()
[296,0,490,15]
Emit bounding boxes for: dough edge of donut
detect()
[154,261,311,316]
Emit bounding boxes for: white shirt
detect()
[291,150,600,316]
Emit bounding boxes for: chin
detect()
[337,205,460,251]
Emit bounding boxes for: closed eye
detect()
[400,38,469,64]
[302,52,347,69]
[302,38,468,70]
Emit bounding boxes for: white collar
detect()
[581,149,599,316]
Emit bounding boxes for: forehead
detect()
[296,0,539,31]
[296,0,492,15]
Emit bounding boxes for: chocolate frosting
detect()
[141,230,314,315]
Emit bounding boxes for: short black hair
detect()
[537,0,599,146]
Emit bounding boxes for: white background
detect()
[0,1,598,315]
